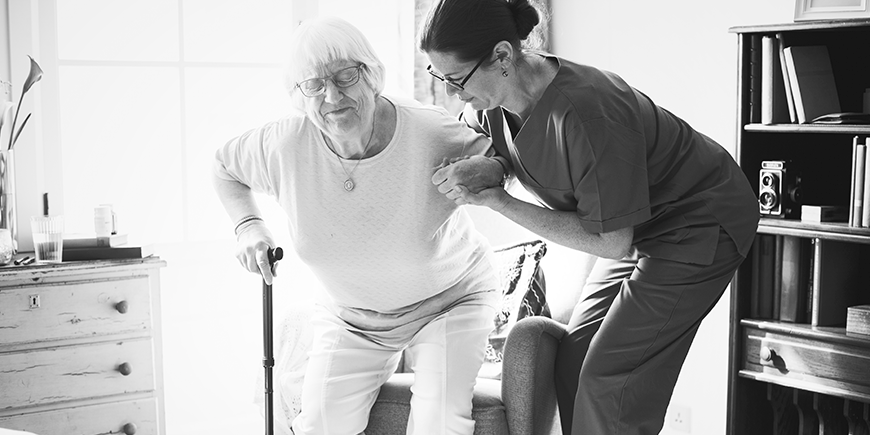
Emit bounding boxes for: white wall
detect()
[549,1,793,433]
[0,0,9,81]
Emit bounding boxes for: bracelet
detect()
[492,157,510,187]
[234,215,263,236]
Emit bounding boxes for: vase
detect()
[0,149,17,254]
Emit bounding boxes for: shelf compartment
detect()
[740,319,870,403]
[730,19,870,34]
[745,124,870,134]
[758,218,870,243]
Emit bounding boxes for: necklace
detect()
[325,116,377,192]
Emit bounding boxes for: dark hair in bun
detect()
[508,0,540,42]
[419,0,548,64]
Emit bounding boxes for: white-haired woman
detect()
[212,16,500,435]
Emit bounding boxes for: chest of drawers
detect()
[0,258,166,435]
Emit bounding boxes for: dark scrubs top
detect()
[473,55,758,265]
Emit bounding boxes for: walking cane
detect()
[263,247,283,435]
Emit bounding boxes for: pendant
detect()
[344,179,355,192]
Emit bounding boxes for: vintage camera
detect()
[759,160,802,218]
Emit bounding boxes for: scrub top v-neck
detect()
[478,54,758,265]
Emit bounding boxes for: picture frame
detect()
[794,0,870,21]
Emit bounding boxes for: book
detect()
[62,244,154,261]
[750,35,763,124]
[750,237,762,318]
[850,136,859,226]
[779,236,811,322]
[776,33,797,123]
[772,235,784,320]
[811,112,870,124]
[755,234,776,319]
[801,205,848,223]
[846,305,870,336]
[782,45,841,124]
[864,137,870,227]
[62,233,129,249]
[761,35,791,124]
[853,143,866,226]
[806,240,815,323]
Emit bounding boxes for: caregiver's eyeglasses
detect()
[295,64,364,97]
[427,54,488,92]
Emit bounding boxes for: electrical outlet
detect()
[668,404,691,433]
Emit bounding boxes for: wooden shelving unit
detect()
[728,20,870,435]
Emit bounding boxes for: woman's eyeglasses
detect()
[427,54,488,92]
[295,64,364,97]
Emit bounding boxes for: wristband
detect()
[492,157,510,187]
[234,215,263,236]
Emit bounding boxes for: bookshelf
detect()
[729,20,870,435]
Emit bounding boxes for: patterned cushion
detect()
[479,240,549,379]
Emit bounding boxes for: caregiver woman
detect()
[419,0,759,434]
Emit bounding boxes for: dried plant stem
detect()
[10,112,30,150]
[6,94,23,151]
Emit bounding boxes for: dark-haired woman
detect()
[420,0,759,434]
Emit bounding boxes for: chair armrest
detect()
[501,316,568,435]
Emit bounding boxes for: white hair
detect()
[284,16,386,111]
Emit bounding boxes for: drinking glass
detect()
[0,228,13,265]
[31,215,64,263]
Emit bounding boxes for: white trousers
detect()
[291,303,495,435]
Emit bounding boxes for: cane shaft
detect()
[263,279,274,435]
[262,247,282,435]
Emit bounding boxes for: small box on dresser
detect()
[847,304,870,336]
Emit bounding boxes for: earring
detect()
[502,70,509,77]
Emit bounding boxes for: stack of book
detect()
[750,234,812,323]
[801,205,848,223]
[849,136,870,227]
[61,233,154,261]
[751,234,867,326]
[759,35,852,125]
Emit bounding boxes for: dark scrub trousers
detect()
[556,227,744,434]
[465,54,759,435]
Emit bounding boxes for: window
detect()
[11,0,414,244]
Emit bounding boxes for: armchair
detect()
[267,240,597,435]
[366,315,568,435]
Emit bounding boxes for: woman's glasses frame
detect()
[295,64,365,98]
[427,53,489,92]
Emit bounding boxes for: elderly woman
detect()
[212,16,499,435]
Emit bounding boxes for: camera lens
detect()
[760,191,777,209]
[789,186,802,203]
[761,173,775,187]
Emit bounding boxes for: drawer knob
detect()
[118,362,133,376]
[122,422,137,435]
[115,300,129,314]
[761,347,775,362]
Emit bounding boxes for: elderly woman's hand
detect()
[235,222,279,285]
[432,155,504,195]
